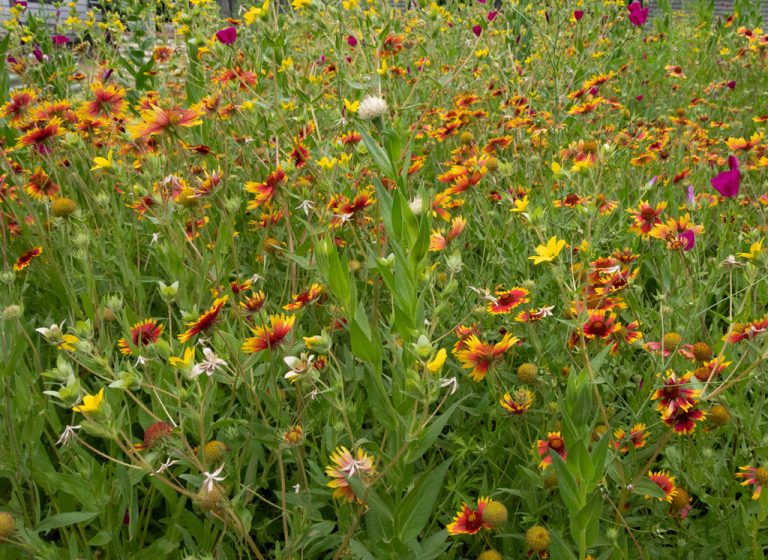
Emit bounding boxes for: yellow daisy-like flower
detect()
[73,388,105,414]
[529,236,566,265]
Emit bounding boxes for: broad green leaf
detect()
[551,451,582,513]
[396,459,452,542]
[633,478,669,500]
[37,511,99,533]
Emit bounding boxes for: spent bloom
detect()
[325,446,376,502]
[357,95,388,120]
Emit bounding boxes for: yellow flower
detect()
[316,156,337,171]
[377,59,387,76]
[91,150,113,171]
[475,48,489,58]
[343,99,360,113]
[58,334,80,352]
[426,348,447,373]
[529,236,566,265]
[511,195,529,213]
[342,0,359,8]
[550,161,562,175]
[170,347,195,368]
[292,0,311,10]
[73,388,105,414]
[737,239,763,260]
[243,0,269,24]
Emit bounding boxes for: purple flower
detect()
[7,56,17,65]
[347,35,357,47]
[472,25,482,37]
[14,0,27,8]
[573,9,584,21]
[686,185,695,205]
[477,0,486,4]
[103,68,113,81]
[627,1,648,27]
[726,80,736,89]
[32,45,43,62]
[711,155,740,198]
[215,27,237,45]
[680,230,696,251]
[51,35,70,45]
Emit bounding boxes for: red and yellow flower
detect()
[486,286,530,315]
[536,432,567,469]
[118,319,164,355]
[178,296,228,343]
[447,496,494,535]
[647,471,677,502]
[737,466,768,500]
[242,313,296,353]
[454,332,517,381]
[613,423,647,453]
[14,246,42,272]
[500,389,533,415]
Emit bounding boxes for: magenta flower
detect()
[347,35,357,47]
[472,25,482,37]
[627,1,648,27]
[711,155,740,198]
[487,11,497,22]
[726,80,736,89]
[51,35,70,45]
[32,45,43,62]
[216,27,237,45]
[680,230,695,251]
[573,9,584,21]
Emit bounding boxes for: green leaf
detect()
[568,439,594,484]
[587,434,610,492]
[396,459,451,542]
[358,127,395,179]
[551,452,582,513]
[87,530,113,546]
[549,528,578,560]
[404,400,464,464]
[633,477,668,500]
[37,511,99,533]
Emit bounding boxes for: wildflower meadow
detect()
[1,0,768,557]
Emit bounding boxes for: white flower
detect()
[191,348,227,378]
[296,200,315,216]
[358,95,388,120]
[440,376,459,395]
[55,424,81,446]
[155,457,179,474]
[284,353,315,382]
[293,483,301,494]
[36,322,64,340]
[201,464,226,492]
[408,196,424,214]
